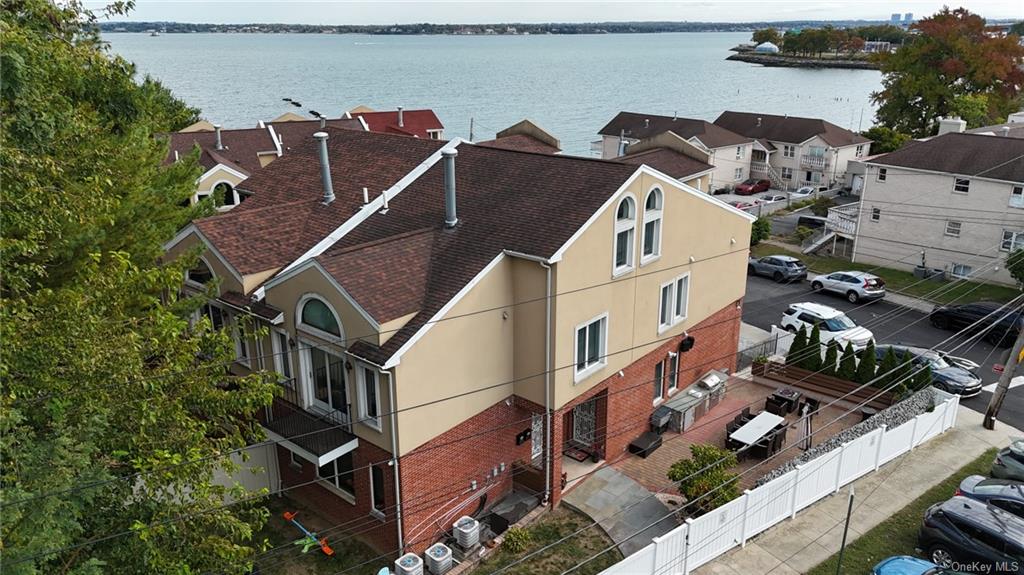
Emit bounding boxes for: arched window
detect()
[214,182,236,206]
[299,296,341,337]
[185,258,214,286]
[613,196,636,273]
[642,188,663,261]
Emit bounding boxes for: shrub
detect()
[803,323,823,372]
[667,444,740,516]
[822,340,839,377]
[501,527,532,554]
[810,196,835,217]
[786,325,808,366]
[855,341,877,384]
[751,216,772,246]
[793,225,815,243]
[876,346,899,389]
[836,342,858,381]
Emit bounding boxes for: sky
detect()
[92,0,1020,25]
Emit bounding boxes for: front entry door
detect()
[306,345,348,423]
[572,402,596,447]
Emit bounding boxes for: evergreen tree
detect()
[822,340,839,377]
[876,346,899,389]
[855,341,877,384]
[912,365,934,391]
[836,342,858,381]
[1,2,275,572]
[803,324,823,372]
[787,326,808,366]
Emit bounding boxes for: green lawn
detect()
[750,243,1021,304]
[806,447,998,575]
[469,507,622,575]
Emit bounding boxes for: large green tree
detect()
[872,7,1024,137]
[668,444,740,516]
[860,126,910,154]
[1,1,275,573]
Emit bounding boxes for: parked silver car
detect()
[747,255,808,283]
[810,271,886,303]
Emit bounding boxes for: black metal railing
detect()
[266,378,353,434]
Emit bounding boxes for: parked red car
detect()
[734,178,772,196]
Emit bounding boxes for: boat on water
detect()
[149,29,160,36]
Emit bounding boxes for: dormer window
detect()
[185,258,214,288]
[299,296,342,338]
[642,188,663,263]
[613,196,636,274]
[215,182,237,207]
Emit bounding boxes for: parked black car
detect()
[917,496,1024,573]
[864,345,983,397]
[930,302,1022,348]
[957,475,1024,519]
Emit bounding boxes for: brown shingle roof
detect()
[269,118,365,153]
[163,127,277,174]
[598,112,753,149]
[713,111,870,147]
[868,132,1024,182]
[616,148,714,181]
[194,129,446,276]
[477,134,561,155]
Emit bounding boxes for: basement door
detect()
[572,401,596,447]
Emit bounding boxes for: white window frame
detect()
[369,465,386,519]
[855,145,864,157]
[233,319,251,368]
[356,364,382,431]
[289,450,303,470]
[944,220,962,238]
[612,194,637,276]
[653,360,664,406]
[953,177,970,194]
[317,454,356,504]
[658,273,690,334]
[735,146,744,160]
[1001,230,1024,252]
[211,179,240,209]
[870,207,881,222]
[184,256,216,290]
[734,167,743,181]
[1010,186,1024,209]
[667,352,679,394]
[271,328,294,385]
[298,338,348,417]
[296,293,345,342]
[783,145,795,158]
[780,167,793,180]
[574,313,608,383]
[673,273,690,323]
[641,187,663,265]
[877,168,887,182]
[950,263,973,279]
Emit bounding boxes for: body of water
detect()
[105,32,881,155]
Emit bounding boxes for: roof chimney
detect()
[673,111,677,121]
[644,118,650,129]
[397,106,404,128]
[214,123,224,150]
[756,117,762,127]
[1000,126,1011,137]
[442,149,458,228]
[319,116,327,129]
[313,132,335,205]
[937,116,966,135]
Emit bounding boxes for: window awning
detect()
[263,408,358,467]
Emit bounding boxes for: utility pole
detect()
[835,486,855,575]
[984,328,1024,429]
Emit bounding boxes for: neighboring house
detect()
[164,127,753,555]
[614,131,716,193]
[477,119,562,154]
[596,112,755,190]
[714,111,871,190]
[964,110,1024,139]
[850,132,1024,286]
[350,106,445,139]
[163,117,364,209]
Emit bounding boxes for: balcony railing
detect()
[263,379,357,462]
[825,204,859,235]
[800,154,831,171]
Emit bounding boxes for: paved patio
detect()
[562,466,680,557]
[615,375,862,493]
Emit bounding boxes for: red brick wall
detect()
[276,439,398,555]
[398,396,542,553]
[550,300,741,505]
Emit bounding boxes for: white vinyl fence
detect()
[598,391,960,575]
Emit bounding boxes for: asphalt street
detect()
[742,273,1024,433]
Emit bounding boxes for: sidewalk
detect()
[694,406,1023,575]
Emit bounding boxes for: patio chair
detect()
[741,406,752,419]
[765,398,787,417]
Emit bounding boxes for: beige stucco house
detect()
[164,127,753,555]
[846,132,1024,286]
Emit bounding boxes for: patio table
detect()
[729,411,785,446]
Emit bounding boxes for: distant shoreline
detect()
[726,52,879,70]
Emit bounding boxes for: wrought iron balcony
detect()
[263,379,358,466]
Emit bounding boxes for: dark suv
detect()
[930,302,1022,348]
[957,476,1024,519]
[865,345,983,397]
[918,496,1024,573]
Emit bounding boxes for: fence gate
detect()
[737,334,779,371]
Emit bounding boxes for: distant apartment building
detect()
[595,112,755,190]
[164,127,753,554]
[849,132,1024,286]
[890,13,902,26]
[713,111,871,191]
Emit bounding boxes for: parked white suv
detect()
[780,302,874,349]
[810,271,886,303]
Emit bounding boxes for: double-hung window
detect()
[780,167,793,180]
[653,361,664,404]
[877,168,887,182]
[871,207,881,222]
[673,275,689,322]
[953,177,970,194]
[318,452,355,501]
[658,273,690,333]
[735,146,744,160]
[370,465,386,518]
[667,352,679,394]
[642,188,663,262]
[659,283,674,331]
[734,167,743,181]
[357,365,381,430]
[613,196,636,274]
[783,145,795,158]
[272,329,294,386]
[575,314,608,382]
[855,145,864,157]
[1001,230,1024,252]
[1011,186,1024,208]
[945,221,962,238]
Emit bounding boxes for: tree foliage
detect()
[803,324,823,372]
[751,28,782,45]
[750,216,771,246]
[1,1,275,572]
[855,341,877,384]
[876,346,899,389]
[822,340,839,377]
[1006,249,1024,286]
[667,444,740,516]
[861,126,910,154]
[787,325,808,366]
[836,342,858,381]
[872,7,1024,137]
